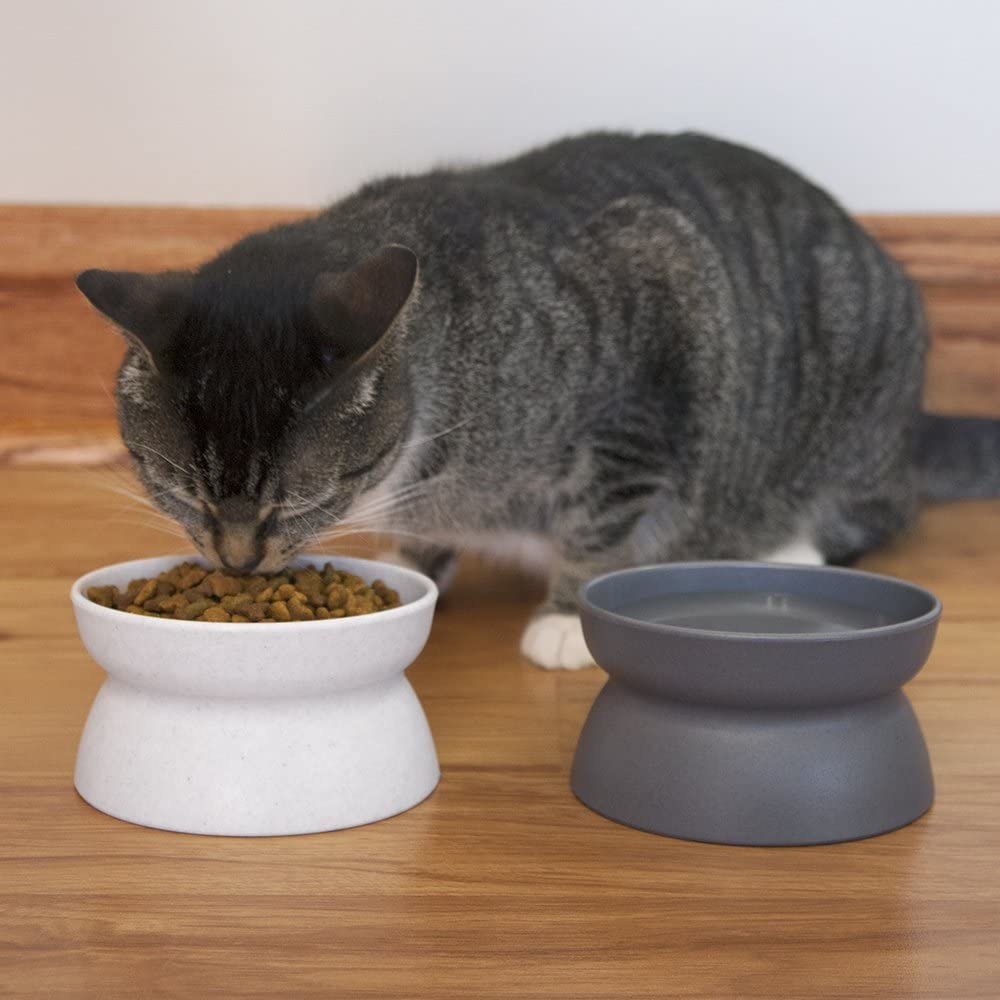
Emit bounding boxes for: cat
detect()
[76,132,1000,668]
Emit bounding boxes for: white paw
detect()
[520,613,595,670]
[760,537,825,566]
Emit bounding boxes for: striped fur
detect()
[77,132,997,643]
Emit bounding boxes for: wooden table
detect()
[2,466,999,999]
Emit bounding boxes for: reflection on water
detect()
[619,590,891,634]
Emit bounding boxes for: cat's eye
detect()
[342,440,397,480]
[161,485,207,518]
[256,510,278,538]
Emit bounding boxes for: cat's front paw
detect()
[520,613,595,670]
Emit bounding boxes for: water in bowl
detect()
[618,590,891,635]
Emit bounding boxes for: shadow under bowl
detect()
[571,562,941,846]
[70,554,440,836]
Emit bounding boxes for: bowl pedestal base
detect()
[571,680,934,846]
[75,675,440,836]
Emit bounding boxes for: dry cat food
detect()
[86,562,401,622]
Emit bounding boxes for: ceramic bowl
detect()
[70,554,439,836]
[571,562,941,846]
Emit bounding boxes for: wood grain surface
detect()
[1,207,999,464]
[1,466,999,999]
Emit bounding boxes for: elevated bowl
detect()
[71,554,439,836]
[572,562,941,846]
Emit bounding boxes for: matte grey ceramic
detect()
[571,562,941,846]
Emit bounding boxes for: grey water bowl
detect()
[571,562,941,846]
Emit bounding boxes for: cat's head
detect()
[77,245,419,572]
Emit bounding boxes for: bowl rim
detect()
[70,553,438,634]
[578,561,942,643]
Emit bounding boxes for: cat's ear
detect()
[309,245,418,365]
[76,269,193,371]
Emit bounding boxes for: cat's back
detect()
[347,131,839,233]
[486,131,841,221]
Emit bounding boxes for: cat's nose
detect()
[220,553,260,574]
[214,521,262,574]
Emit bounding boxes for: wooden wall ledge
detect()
[2,207,999,465]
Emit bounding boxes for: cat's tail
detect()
[917,413,1000,500]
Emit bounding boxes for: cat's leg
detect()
[521,498,656,668]
[817,489,919,566]
[521,473,680,670]
[376,541,459,594]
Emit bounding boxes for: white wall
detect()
[2,0,998,211]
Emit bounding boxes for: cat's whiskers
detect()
[99,479,176,508]
[94,479,185,518]
[339,480,432,525]
[274,482,348,519]
[273,412,467,522]
[271,411,466,537]
[319,524,442,547]
[281,509,317,550]
[275,478,431,525]
[400,413,475,454]
[329,505,419,539]
[83,466,193,541]
[134,443,194,479]
[322,507,434,539]
[275,489,316,511]
[92,513,190,541]
[84,464,165,508]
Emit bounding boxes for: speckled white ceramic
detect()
[70,554,440,836]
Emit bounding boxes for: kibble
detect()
[86,562,402,623]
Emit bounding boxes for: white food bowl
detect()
[70,554,440,836]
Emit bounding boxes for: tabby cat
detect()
[77,132,1000,667]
